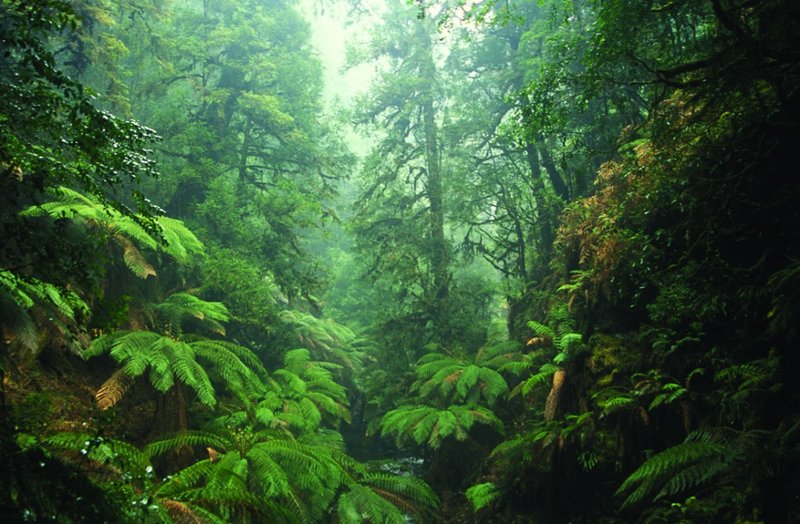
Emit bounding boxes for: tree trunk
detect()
[418,21,450,339]
[536,135,570,200]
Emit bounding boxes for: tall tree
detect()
[352,2,452,354]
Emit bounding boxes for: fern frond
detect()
[145,431,232,459]
[0,296,39,353]
[153,460,218,498]
[648,383,686,411]
[557,332,583,353]
[380,404,502,449]
[0,270,88,321]
[159,499,208,524]
[121,238,157,279]
[616,440,727,508]
[337,483,406,524]
[43,432,151,473]
[95,369,135,410]
[512,363,559,398]
[527,320,554,339]
[362,472,439,517]
[156,292,229,334]
[465,482,499,511]
[156,216,204,262]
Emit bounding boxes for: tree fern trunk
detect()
[149,384,193,469]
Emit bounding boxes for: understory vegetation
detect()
[1,0,798,522]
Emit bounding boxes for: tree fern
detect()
[146,422,347,522]
[246,348,352,432]
[86,329,264,409]
[380,404,503,449]
[22,186,203,277]
[154,292,229,336]
[279,309,364,372]
[413,351,508,405]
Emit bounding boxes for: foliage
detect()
[23,187,203,277]
[0,0,161,223]
[145,414,439,523]
[84,293,266,409]
[413,349,509,406]
[379,404,503,449]
[465,481,500,511]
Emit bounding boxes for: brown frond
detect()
[526,336,549,347]
[370,487,417,515]
[96,370,134,410]
[639,406,650,427]
[161,499,207,524]
[444,370,461,384]
[544,369,566,421]
[121,238,157,279]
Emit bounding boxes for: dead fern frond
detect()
[121,237,157,279]
[161,499,207,524]
[544,369,566,421]
[96,369,135,410]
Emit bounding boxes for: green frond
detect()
[156,216,204,262]
[109,215,159,251]
[22,187,203,273]
[190,339,266,395]
[246,447,292,497]
[152,460,217,498]
[361,473,439,514]
[380,404,502,449]
[283,347,313,370]
[279,310,362,372]
[429,409,461,446]
[465,482,499,511]
[43,432,151,473]
[557,332,583,353]
[476,367,508,404]
[479,340,523,369]
[456,365,480,399]
[527,320,554,338]
[155,292,229,334]
[273,369,308,397]
[0,270,88,321]
[82,330,124,358]
[497,358,533,376]
[489,432,536,463]
[413,352,508,405]
[145,431,232,459]
[616,439,728,508]
[337,483,405,524]
[513,363,559,398]
[597,395,637,414]
[298,429,348,453]
[648,384,686,411]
